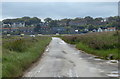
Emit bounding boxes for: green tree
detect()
[44,18,52,23]
[49,20,58,27]
[94,17,103,22]
[84,16,94,24]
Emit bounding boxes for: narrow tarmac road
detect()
[24,37,118,77]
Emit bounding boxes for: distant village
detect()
[0,16,118,35]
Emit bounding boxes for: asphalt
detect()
[24,37,119,77]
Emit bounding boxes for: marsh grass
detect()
[2,36,51,77]
[0,46,2,79]
[61,31,119,59]
[0,36,2,79]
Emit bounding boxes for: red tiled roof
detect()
[0,28,18,29]
[107,27,116,29]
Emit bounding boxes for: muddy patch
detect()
[62,51,67,54]
[68,60,76,66]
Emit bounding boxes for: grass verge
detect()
[76,42,118,59]
[0,36,2,79]
[61,31,119,60]
[2,36,51,78]
[0,45,2,79]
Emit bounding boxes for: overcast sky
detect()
[1,2,118,21]
[1,0,119,2]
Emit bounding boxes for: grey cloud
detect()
[2,2,118,19]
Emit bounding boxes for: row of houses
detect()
[1,27,34,35]
[2,22,25,28]
[2,22,48,28]
[97,27,116,32]
[1,26,117,35]
[58,18,107,26]
[1,27,74,34]
[0,21,117,34]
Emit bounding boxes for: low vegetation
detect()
[2,36,51,78]
[61,31,119,60]
[0,37,2,79]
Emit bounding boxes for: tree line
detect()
[2,16,120,30]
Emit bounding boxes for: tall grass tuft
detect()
[61,31,119,59]
[2,36,51,78]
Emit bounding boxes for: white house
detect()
[75,29,79,32]
[11,22,25,28]
[97,28,103,32]
[92,29,97,32]
[84,28,89,31]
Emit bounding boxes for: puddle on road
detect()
[79,58,82,60]
[52,37,59,40]
[59,41,66,44]
[67,68,78,77]
[45,48,49,52]
[94,58,102,61]
[106,60,118,64]
[107,74,119,77]
[45,45,50,52]
[107,71,119,77]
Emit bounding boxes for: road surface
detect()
[24,37,118,77]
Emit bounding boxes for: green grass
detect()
[2,36,51,78]
[76,42,118,59]
[0,36,2,79]
[0,47,2,79]
[61,31,119,60]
